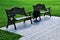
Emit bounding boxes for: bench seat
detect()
[5,7,33,30]
[16,16,31,20]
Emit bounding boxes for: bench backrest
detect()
[5,9,15,17]
[5,9,15,24]
[33,4,47,11]
[10,7,27,16]
[5,7,28,23]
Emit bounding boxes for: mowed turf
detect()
[0,30,22,40]
[0,0,60,27]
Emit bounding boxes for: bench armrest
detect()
[26,11,32,16]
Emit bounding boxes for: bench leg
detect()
[6,21,9,28]
[39,16,41,21]
[24,19,25,23]
[36,18,37,20]
[6,24,9,28]
[13,21,17,30]
[44,13,46,16]
[30,18,33,24]
[50,13,51,17]
[14,23,17,30]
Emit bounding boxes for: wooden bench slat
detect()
[16,16,31,20]
[40,11,49,14]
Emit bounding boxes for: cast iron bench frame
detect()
[5,7,32,30]
[33,4,51,17]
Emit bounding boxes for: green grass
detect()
[0,0,60,27]
[0,0,60,40]
[0,29,22,40]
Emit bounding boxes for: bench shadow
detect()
[6,16,50,32]
[18,23,32,30]
[17,16,50,30]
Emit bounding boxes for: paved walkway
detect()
[0,16,60,40]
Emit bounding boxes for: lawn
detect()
[0,0,60,40]
[0,30,22,40]
[0,0,60,27]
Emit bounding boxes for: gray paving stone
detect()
[0,16,60,40]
